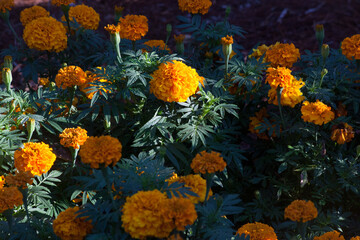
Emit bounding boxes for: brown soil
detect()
[2,0,360,58]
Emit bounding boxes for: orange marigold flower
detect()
[174,34,185,43]
[331,123,355,144]
[59,127,88,149]
[79,136,122,168]
[314,231,345,240]
[51,0,74,6]
[14,142,56,176]
[144,40,171,52]
[178,0,212,15]
[0,0,14,13]
[104,24,120,34]
[190,150,226,174]
[23,17,67,52]
[350,237,360,240]
[167,197,197,231]
[53,206,93,240]
[119,15,148,41]
[80,69,111,99]
[150,60,204,102]
[265,67,294,88]
[265,42,300,68]
[248,44,270,60]
[55,65,87,89]
[61,4,100,30]
[284,200,318,222]
[0,176,5,189]
[341,34,360,60]
[301,100,335,125]
[221,35,233,45]
[20,6,50,26]
[5,171,33,189]
[122,190,174,239]
[335,102,347,118]
[168,233,183,240]
[167,174,212,204]
[39,77,50,86]
[249,107,277,140]
[237,222,278,240]
[0,186,23,213]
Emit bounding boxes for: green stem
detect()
[71,148,79,167]
[102,167,117,210]
[21,189,31,222]
[61,5,72,35]
[3,209,14,234]
[132,41,136,51]
[224,55,229,80]
[297,221,307,240]
[204,173,214,203]
[276,86,286,129]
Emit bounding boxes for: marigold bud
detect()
[315,24,324,46]
[321,44,329,60]
[26,118,36,142]
[2,67,12,91]
[4,55,12,70]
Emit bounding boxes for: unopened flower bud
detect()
[315,24,324,46]
[174,34,185,55]
[26,118,36,142]
[221,35,233,59]
[321,68,328,78]
[225,6,231,18]
[2,67,12,92]
[166,24,172,34]
[4,56,13,71]
[321,44,329,60]
[114,5,124,22]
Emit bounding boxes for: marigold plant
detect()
[55,65,87,89]
[150,60,204,102]
[221,35,233,45]
[178,0,212,15]
[23,17,67,52]
[80,69,112,99]
[331,123,355,144]
[236,222,278,240]
[59,127,88,149]
[267,80,305,108]
[167,174,212,204]
[53,206,93,240]
[284,200,318,222]
[119,15,148,41]
[314,231,345,240]
[79,135,122,168]
[0,0,13,13]
[14,142,56,176]
[249,107,277,140]
[51,0,74,6]
[248,44,270,60]
[5,171,33,189]
[174,34,185,43]
[62,4,100,30]
[167,197,198,231]
[20,6,50,26]
[190,150,226,174]
[144,40,171,52]
[121,190,174,239]
[341,34,360,60]
[0,186,23,213]
[265,42,300,68]
[104,24,121,34]
[301,100,335,125]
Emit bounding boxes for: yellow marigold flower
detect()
[79,136,122,168]
[174,34,185,43]
[331,123,354,144]
[51,0,74,6]
[236,222,278,240]
[150,60,204,102]
[167,197,197,231]
[39,77,50,86]
[63,4,100,30]
[190,150,226,174]
[167,174,212,204]
[53,206,93,240]
[0,186,23,213]
[121,190,174,239]
[301,100,335,125]
[0,0,14,13]
[341,34,360,60]
[350,237,360,240]
[5,171,33,189]
[284,200,318,222]
[20,6,50,26]
[178,0,212,15]
[0,176,5,189]
[14,142,56,176]
[248,44,270,60]
[265,42,300,68]
[221,35,233,45]
[80,69,111,99]
[314,231,345,240]
[23,17,67,52]
[55,65,87,89]
[249,107,277,140]
[104,24,120,34]
[144,40,171,52]
[119,15,148,41]
[59,127,88,149]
